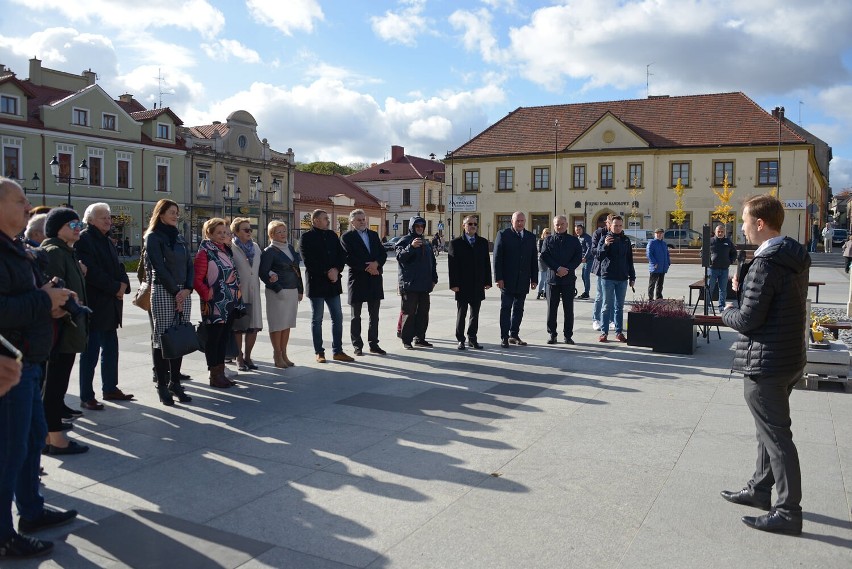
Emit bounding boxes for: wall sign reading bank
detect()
[449,195,477,211]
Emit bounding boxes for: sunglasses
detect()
[68,221,84,230]
[466,222,478,226]
[240,227,252,233]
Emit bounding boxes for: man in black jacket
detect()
[300,209,353,363]
[396,216,438,349]
[76,203,133,407]
[341,209,387,356]
[596,216,635,343]
[0,178,77,560]
[448,215,492,350]
[707,224,737,312]
[493,211,538,348]
[721,194,809,536]
[540,215,582,344]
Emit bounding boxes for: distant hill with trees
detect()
[296,161,370,175]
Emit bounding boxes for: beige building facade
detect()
[446,93,830,244]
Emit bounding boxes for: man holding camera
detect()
[0,178,79,560]
[596,215,635,342]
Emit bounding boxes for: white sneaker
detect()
[592,321,601,331]
[609,322,616,331]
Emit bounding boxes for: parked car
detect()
[383,236,403,251]
[624,229,654,247]
[832,229,848,246]
[663,228,702,248]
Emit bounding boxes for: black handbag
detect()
[232,302,252,331]
[160,311,200,359]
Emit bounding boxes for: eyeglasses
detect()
[241,228,252,233]
[466,222,478,226]
[68,221,84,230]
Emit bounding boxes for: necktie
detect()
[469,237,475,245]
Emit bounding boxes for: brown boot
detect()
[209,365,232,389]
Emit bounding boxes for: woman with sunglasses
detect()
[230,218,263,371]
[40,208,90,454]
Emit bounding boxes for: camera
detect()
[51,277,93,319]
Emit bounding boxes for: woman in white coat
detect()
[230,217,264,370]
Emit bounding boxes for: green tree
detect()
[295,161,358,175]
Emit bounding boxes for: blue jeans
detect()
[79,328,119,401]
[310,295,343,355]
[537,270,549,292]
[0,364,46,541]
[600,279,628,335]
[707,268,729,310]
[592,274,603,322]
[581,259,593,295]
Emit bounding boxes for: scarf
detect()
[233,236,255,264]
[271,240,293,260]
[155,221,179,246]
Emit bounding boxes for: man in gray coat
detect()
[721,194,809,536]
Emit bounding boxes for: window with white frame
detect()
[102,113,116,131]
[88,148,105,186]
[197,170,210,197]
[156,157,170,192]
[1,95,19,116]
[157,123,170,140]
[72,108,89,126]
[2,136,22,179]
[116,151,132,189]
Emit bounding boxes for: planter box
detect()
[651,316,697,354]
[627,312,655,347]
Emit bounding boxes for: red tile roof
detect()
[130,107,183,126]
[452,92,806,158]
[348,154,445,182]
[295,170,383,208]
[188,123,229,139]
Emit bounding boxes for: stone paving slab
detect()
[10,259,851,568]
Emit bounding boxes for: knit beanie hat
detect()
[44,207,80,239]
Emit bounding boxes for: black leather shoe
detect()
[564,338,575,345]
[18,507,78,533]
[547,336,558,344]
[369,345,387,355]
[468,340,483,349]
[353,347,364,356]
[457,342,466,350]
[403,342,414,350]
[501,338,510,348]
[414,339,434,347]
[721,488,771,511]
[508,336,527,346]
[44,441,89,456]
[741,511,802,535]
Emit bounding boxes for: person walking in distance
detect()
[707,224,737,311]
[448,215,492,350]
[341,209,387,356]
[395,216,438,349]
[536,228,550,300]
[720,194,809,536]
[300,209,354,363]
[493,211,538,348]
[575,223,592,299]
[645,228,671,300]
[821,222,833,253]
[540,215,582,344]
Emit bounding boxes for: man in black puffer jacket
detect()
[395,216,438,349]
[721,194,810,536]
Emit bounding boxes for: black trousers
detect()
[455,300,482,342]
[546,283,575,339]
[499,290,527,339]
[400,291,430,343]
[204,318,235,368]
[743,371,802,517]
[43,352,76,432]
[648,273,665,299]
[351,299,381,349]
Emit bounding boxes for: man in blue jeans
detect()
[300,209,354,363]
[0,178,78,560]
[707,224,737,312]
[596,215,635,342]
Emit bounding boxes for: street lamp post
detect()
[445,150,454,239]
[222,185,241,221]
[254,176,280,248]
[18,173,40,198]
[49,155,88,209]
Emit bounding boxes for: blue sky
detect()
[1,0,851,191]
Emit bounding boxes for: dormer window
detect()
[1,95,18,116]
[102,113,116,131]
[72,108,89,126]
[157,123,170,139]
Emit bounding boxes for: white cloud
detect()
[830,157,852,192]
[115,65,205,111]
[448,8,503,64]
[247,0,324,35]
[370,0,429,47]
[0,28,118,80]
[201,39,261,64]
[9,0,225,39]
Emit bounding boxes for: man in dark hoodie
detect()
[395,216,437,349]
[721,194,809,536]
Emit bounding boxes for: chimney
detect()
[772,106,785,121]
[28,57,43,85]
[82,68,96,85]
[391,145,404,163]
[119,94,134,103]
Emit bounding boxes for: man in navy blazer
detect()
[493,211,538,347]
[448,215,492,350]
[341,209,388,356]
